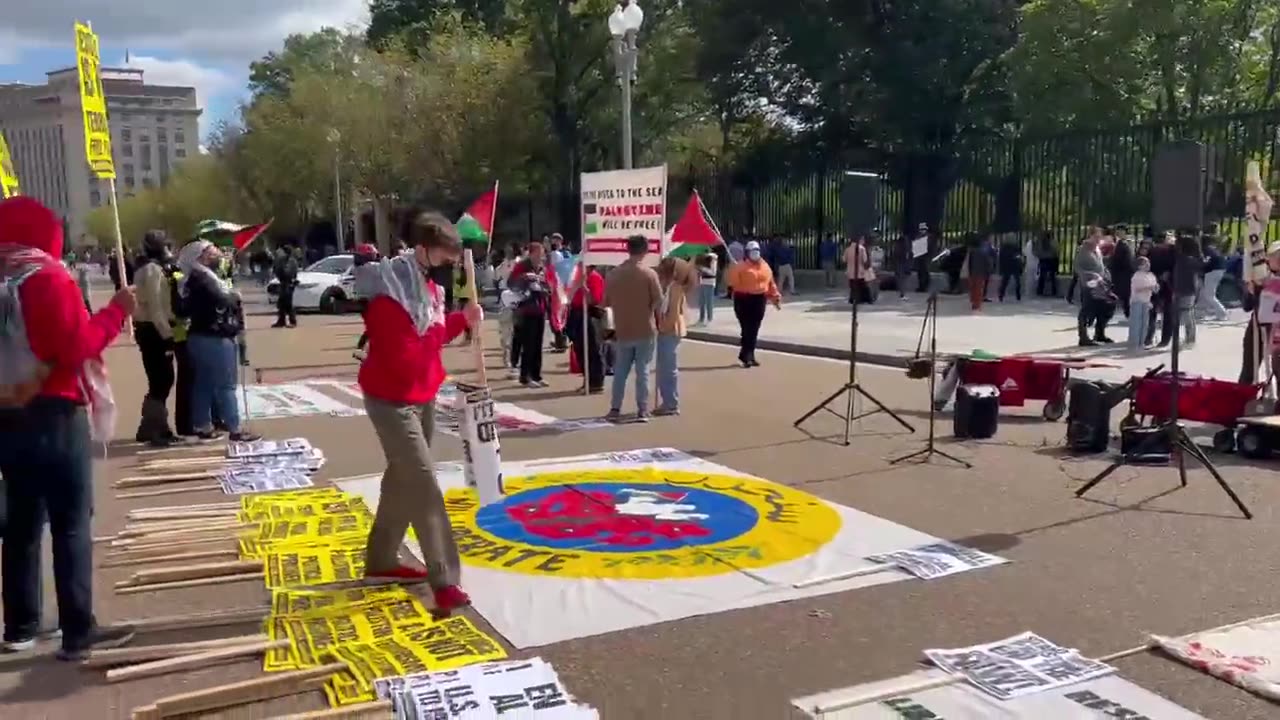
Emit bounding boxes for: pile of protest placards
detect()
[374,658,599,718]
[115,437,324,499]
[866,539,1009,580]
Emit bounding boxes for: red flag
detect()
[232,221,272,252]
[667,190,722,258]
[458,184,498,246]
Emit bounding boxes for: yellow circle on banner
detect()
[445,467,841,579]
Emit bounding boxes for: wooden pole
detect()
[150,663,343,717]
[115,572,261,595]
[106,639,289,683]
[83,634,269,668]
[462,248,487,387]
[116,483,222,499]
[267,701,394,719]
[115,471,219,489]
[121,606,270,633]
[101,549,239,568]
[128,560,261,586]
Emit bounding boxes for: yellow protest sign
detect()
[264,547,366,588]
[239,496,369,524]
[240,487,345,513]
[0,132,19,198]
[265,591,438,672]
[395,616,507,671]
[270,587,406,617]
[324,671,375,707]
[240,531,366,562]
[73,22,114,179]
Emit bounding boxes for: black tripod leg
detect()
[888,447,929,465]
[853,385,916,432]
[1178,438,1253,519]
[794,385,851,427]
[842,382,856,446]
[1074,460,1127,498]
[929,447,973,468]
[1177,440,1188,487]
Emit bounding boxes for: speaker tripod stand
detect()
[890,292,971,467]
[794,279,914,445]
[1075,242,1251,519]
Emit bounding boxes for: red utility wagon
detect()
[1121,373,1265,452]
[952,356,1073,420]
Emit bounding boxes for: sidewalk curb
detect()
[685,330,910,369]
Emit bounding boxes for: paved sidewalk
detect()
[687,290,1252,383]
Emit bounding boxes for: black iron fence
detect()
[486,108,1280,272]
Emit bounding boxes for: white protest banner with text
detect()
[239,384,363,419]
[1154,618,1280,702]
[580,165,667,267]
[867,540,1009,580]
[924,632,1115,700]
[792,669,1207,719]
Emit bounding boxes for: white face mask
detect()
[748,250,762,261]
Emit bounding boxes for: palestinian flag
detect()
[196,219,272,252]
[457,183,498,247]
[667,190,722,259]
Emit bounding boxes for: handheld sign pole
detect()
[76,21,130,336]
[458,248,504,507]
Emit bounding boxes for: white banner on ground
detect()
[219,467,315,494]
[1153,617,1280,702]
[308,379,611,436]
[867,540,1009,580]
[226,437,313,459]
[579,165,667,267]
[375,658,598,719]
[339,448,1006,649]
[924,632,1115,700]
[457,382,505,507]
[238,383,363,419]
[792,668,1208,719]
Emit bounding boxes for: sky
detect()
[0,0,371,142]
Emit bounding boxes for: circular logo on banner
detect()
[445,468,842,579]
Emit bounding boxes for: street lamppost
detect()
[608,1,644,169]
[328,128,345,251]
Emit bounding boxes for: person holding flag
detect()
[566,262,606,393]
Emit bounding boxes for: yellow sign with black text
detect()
[0,132,19,198]
[74,22,114,179]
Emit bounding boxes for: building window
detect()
[139,132,150,142]
[121,128,131,142]
[175,148,186,158]
[141,147,152,171]
[125,177,135,188]
[175,131,185,144]
[90,190,101,206]
[158,128,167,142]
[123,144,132,157]
[123,163,134,175]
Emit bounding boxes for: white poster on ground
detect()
[377,658,598,719]
[579,165,667,267]
[1153,617,1280,702]
[338,448,1006,649]
[791,668,1207,719]
[867,540,1008,580]
[219,467,315,494]
[239,383,364,419]
[924,632,1115,700]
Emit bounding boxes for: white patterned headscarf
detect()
[354,253,444,336]
[176,240,215,298]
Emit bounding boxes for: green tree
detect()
[366,0,508,45]
[248,28,363,98]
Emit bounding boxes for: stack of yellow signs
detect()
[237,489,508,707]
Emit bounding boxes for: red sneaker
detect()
[365,566,430,584]
[432,585,472,617]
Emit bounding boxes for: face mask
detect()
[748,250,762,261]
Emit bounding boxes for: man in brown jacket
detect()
[603,236,661,422]
[655,256,697,415]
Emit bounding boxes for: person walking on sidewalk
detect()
[604,236,662,421]
[131,230,180,446]
[818,234,839,288]
[727,240,782,368]
[1074,235,1113,345]
[566,264,606,394]
[507,239,553,388]
[1127,257,1158,351]
[775,238,796,295]
[353,210,480,615]
[694,251,718,325]
[966,235,993,311]
[0,196,138,659]
[997,235,1023,302]
[1198,238,1229,321]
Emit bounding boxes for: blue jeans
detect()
[698,284,715,323]
[656,334,681,410]
[1127,300,1150,350]
[0,399,93,645]
[610,338,655,413]
[188,333,241,433]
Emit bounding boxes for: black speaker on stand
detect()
[795,171,915,443]
[1075,142,1252,519]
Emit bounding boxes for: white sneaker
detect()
[506,369,519,380]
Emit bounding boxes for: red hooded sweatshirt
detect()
[0,196,130,404]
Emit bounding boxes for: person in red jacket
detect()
[353,210,481,615]
[0,196,137,659]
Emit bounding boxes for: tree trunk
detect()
[373,197,392,255]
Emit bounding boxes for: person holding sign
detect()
[354,210,481,615]
[0,196,137,659]
[726,240,782,368]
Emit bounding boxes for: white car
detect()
[267,254,357,313]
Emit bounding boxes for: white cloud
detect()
[4,0,369,67]
[119,55,234,109]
